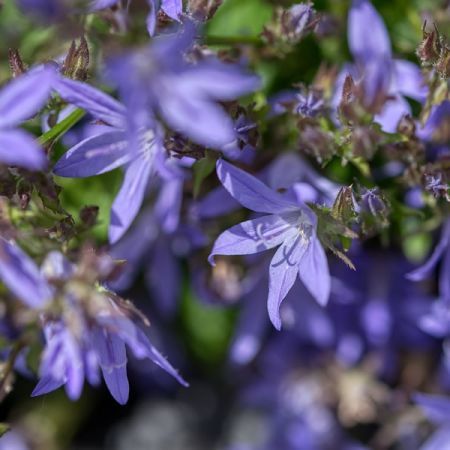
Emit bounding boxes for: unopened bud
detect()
[62,36,90,81]
[397,115,416,137]
[332,186,356,224]
[8,49,26,78]
[416,24,441,66]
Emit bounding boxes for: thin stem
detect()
[38,108,86,146]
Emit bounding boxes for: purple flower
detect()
[106,22,260,150]
[336,0,426,132]
[91,0,183,35]
[0,67,54,170]
[208,159,331,330]
[0,238,187,404]
[53,77,167,244]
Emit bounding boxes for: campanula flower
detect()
[53,77,167,244]
[106,22,260,151]
[336,0,426,132]
[0,238,187,404]
[208,159,331,330]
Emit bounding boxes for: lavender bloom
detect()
[0,67,54,170]
[53,77,167,243]
[336,0,426,132]
[407,220,450,301]
[197,152,339,219]
[0,238,187,404]
[91,0,183,35]
[208,159,331,330]
[414,393,450,449]
[106,23,260,151]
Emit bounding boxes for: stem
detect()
[38,108,86,146]
[205,35,263,46]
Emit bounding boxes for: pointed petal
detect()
[53,131,130,177]
[54,77,126,128]
[136,329,189,387]
[161,0,182,21]
[31,375,65,397]
[0,66,55,128]
[102,365,129,405]
[0,238,52,308]
[109,156,153,244]
[298,237,331,306]
[91,328,129,404]
[159,93,237,148]
[393,59,427,101]
[0,130,47,170]
[267,235,307,330]
[216,159,297,214]
[348,0,391,63]
[208,213,298,265]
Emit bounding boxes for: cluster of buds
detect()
[417,22,450,78]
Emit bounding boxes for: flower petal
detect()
[0,66,55,128]
[298,236,331,307]
[267,235,307,330]
[54,77,126,128]
[0,129,47,170]
[348,0,391,64]
[109,155,153,244]
[53,131,130,177]
[414,393,450,425]
[91,327,129,405]
[0,238,52,308]
[216,159,297,214]
[375,94,411,133]
[208,213,297,265]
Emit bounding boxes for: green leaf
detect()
[207,0,273,38]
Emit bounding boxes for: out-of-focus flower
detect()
[0,67,54,171]
[106,22,260,151]
[0,238,187,404]
[53,77,167,244]
[336,0,426,132]
[208,160,331,330]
